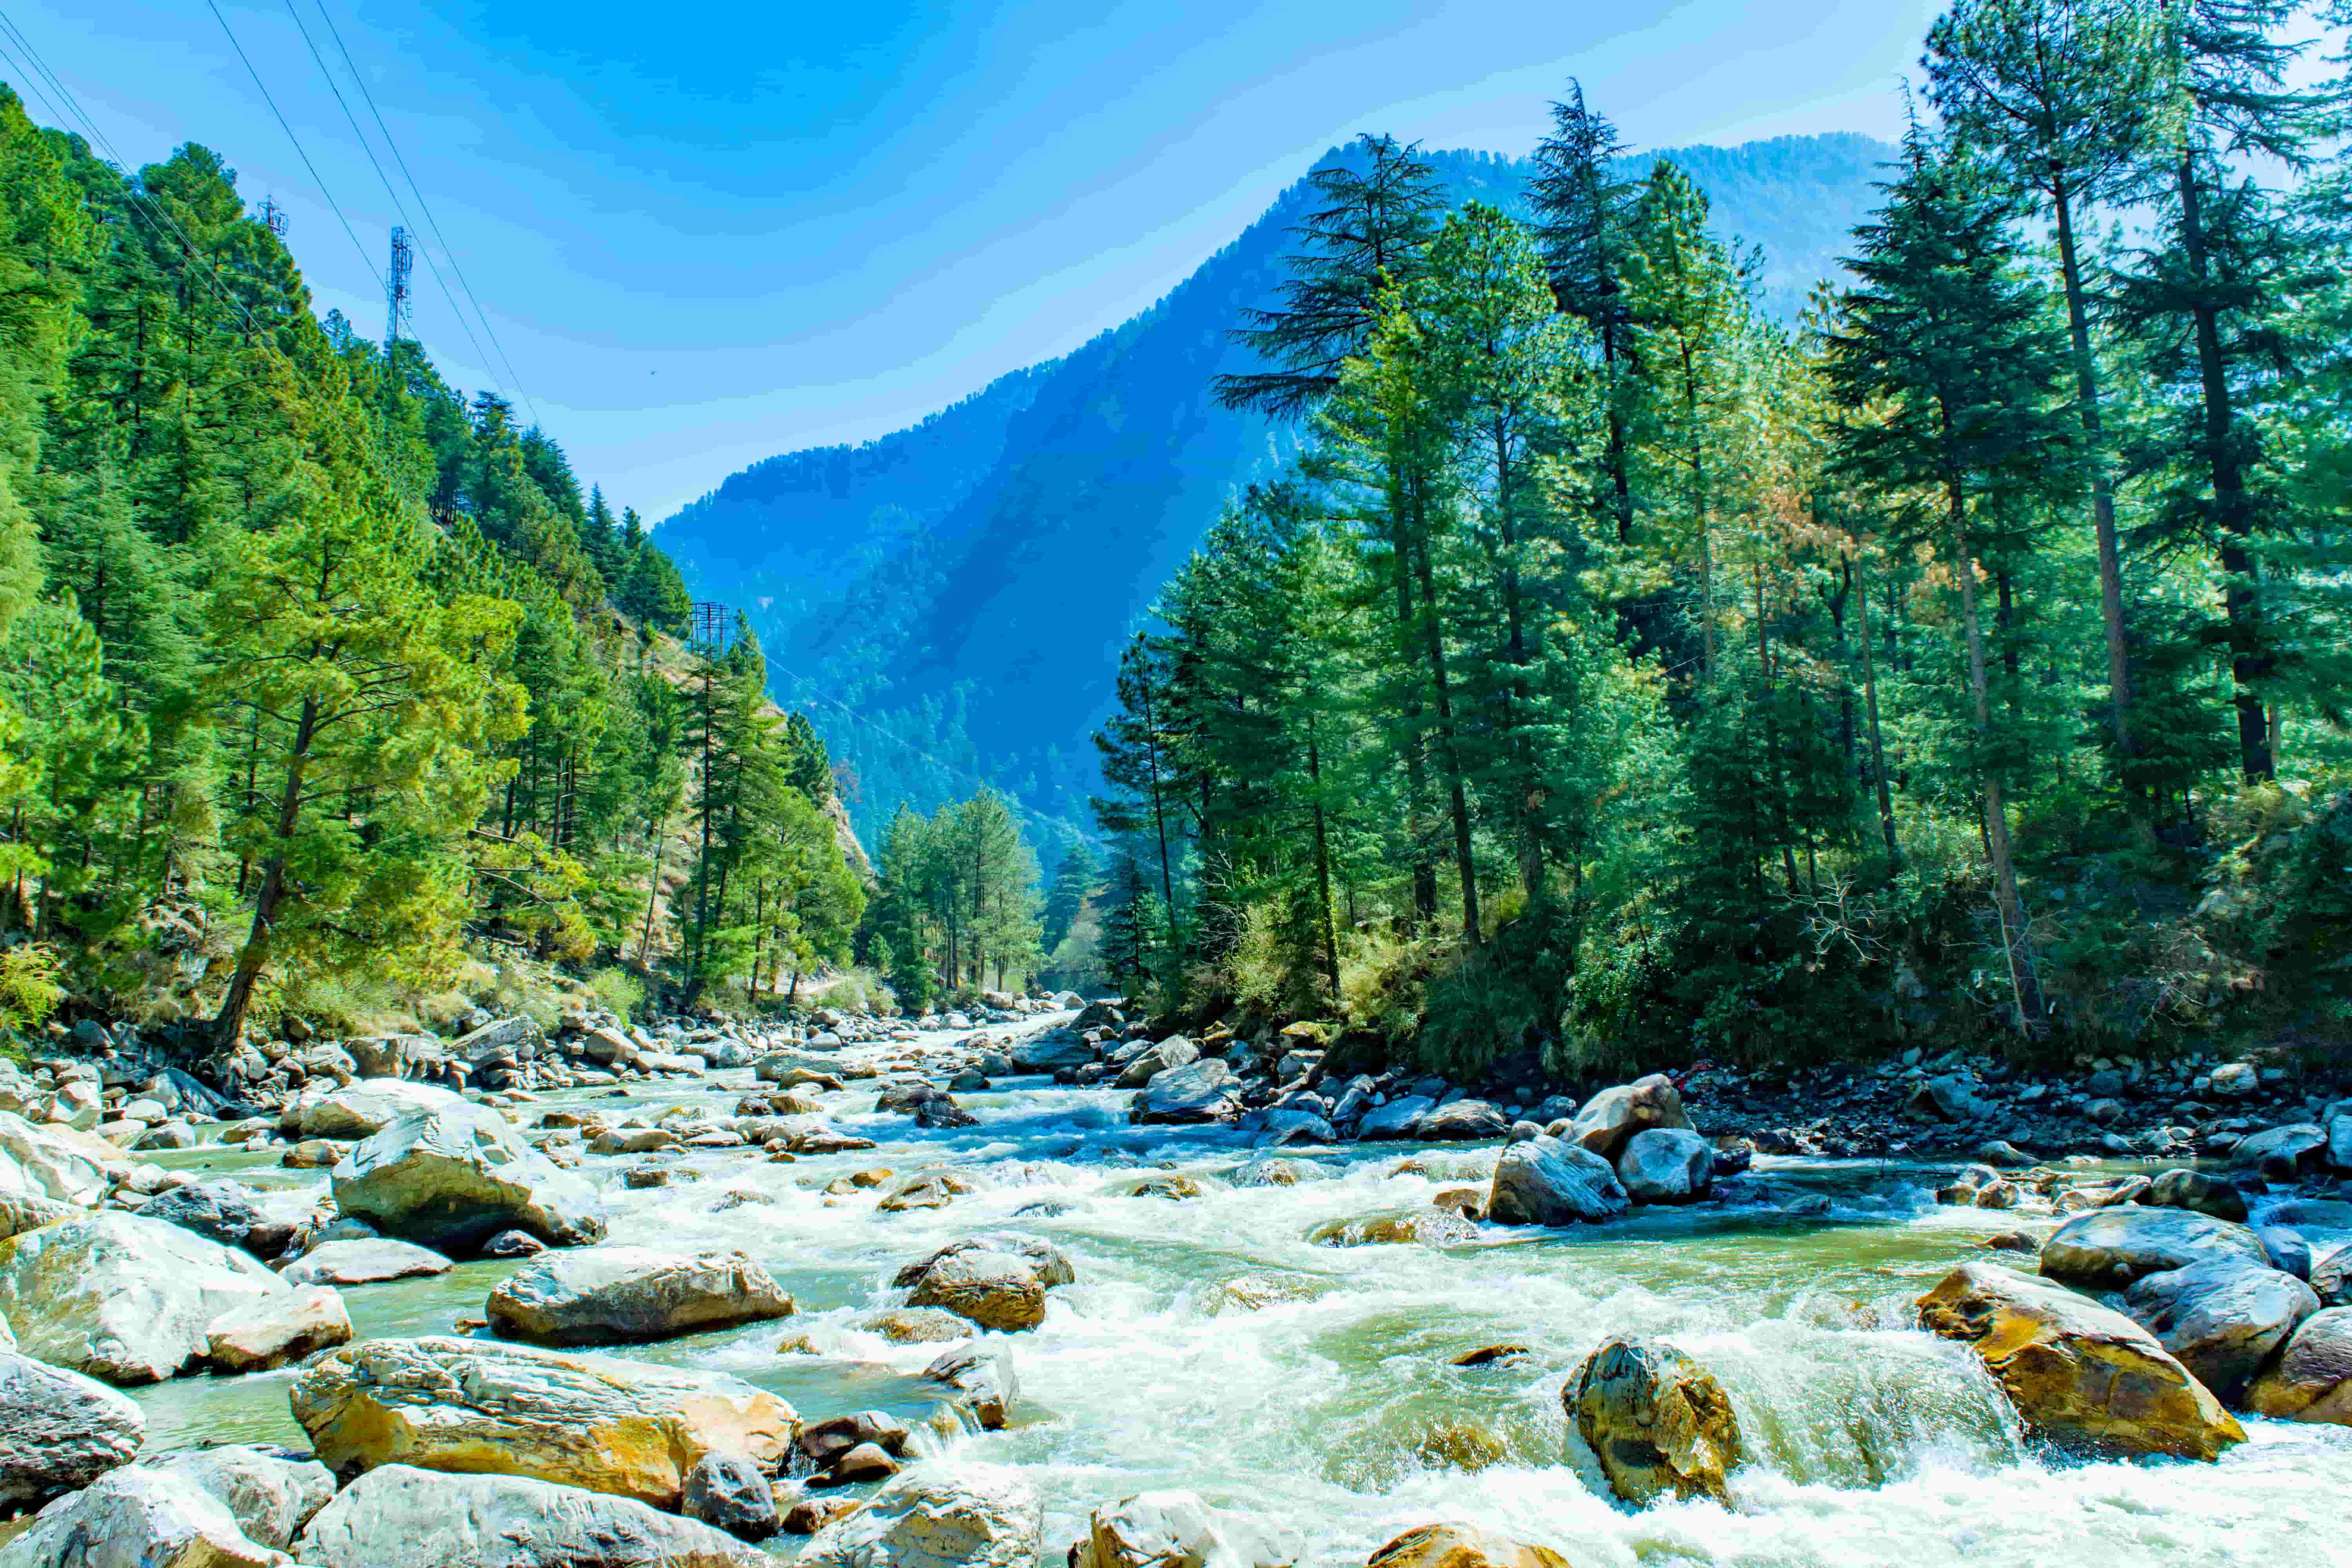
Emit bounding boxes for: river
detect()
[124,1014,2352,1568]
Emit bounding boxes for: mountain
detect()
[656,132,1895,849]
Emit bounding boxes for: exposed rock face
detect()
[1487,1136,1628,1226]
[143,1179,270,1251]
[1567,1075,1690,1161]
[1365,1524,1572,1568]
[289,1336,795,1508]
[679,1452,778,1542]
[2245,1307,2352,1425]
[2038,1207,2268,1288]
[330,1104,603,1255]
[289,1463,773,1568]
[1130,1059,1240,1125]
[0,1350,145,1510]
[906,1249,1046,1331]
[795,1465,1042,1568]
[1614,1129,1714,1205]
[0,1212,288,1383]
[292,1081,464,1141]
[1566,1336,1742,1506]
[280,1240,452,1288]
[2123,1258,2319,1401]
[0,1110,112,1207]
[1916,1262,2244,1460]
[486,1248,795,1345]
[1114,1037,1199,1089]
[148,1445,334,1550]
[206,1287,354,1374]
[0,1191,74,1242]
[0,1465,287,1567]
[1073,1491,1298,1568]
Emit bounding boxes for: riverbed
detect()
[126,1016,2352,1568]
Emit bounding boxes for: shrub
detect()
[0,942,65,1034]
[586,965,646,1021]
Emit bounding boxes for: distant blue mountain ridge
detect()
[657,131,1896,852]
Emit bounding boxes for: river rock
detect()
[2039,1207,2268,1287]
[1365,1524,1570,1568]
[140,1178,268,1252]
[1567,1075,1690,1161]
[680,1451,777,1541]
[1488,1135,1628,1226]
[1355,1095,1435,1140]
[2330,1113,2352,1172]
[293,1081,464,1141]
[2233,1124,2328,1181]
[1114,1037,1199,1089]
[2123,1256,2319,1401]
[1306,1207,1477,1247]
[148,1445,333,1551]
[288,1336,795,1507]
[2146,1169,2249,1223]
[0,1191,74,1242]
[486,1247,795,1345]
[0,1350,144,1510]
[2245,1307,2352,1425]
[281,1239,452,1288]
[343,1033,443,1081]
[1417,1100,1509,1142]
[289,1463,771,1568]
[207,1287,353,1374]
[2267,1198,2352,1231]
[1566,1335,1742,1505]
[1917,1261,2243,1459]
[1131,1059,1240,1125]
[1011,1039,1095,1073]
[906,1248,1046,1330]
[330,1103,603,1254]
[1615,1128,1713,1205]
[895,1233,1076,1290]
[798,1412,913,1469]
[0,1465,287,1567]
[922,1345,1017,1429]
[796,1465,1041,1568]
[1073,1490,1297,1568]
[0,1109,112,1207]
[0,1212,287,1383]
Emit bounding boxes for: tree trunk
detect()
[1305,713,1342,1003]
[1410,535,1480,947]
[1949,487,2034,1033]
[214,694,318,1047]
[1853,550,1900,865]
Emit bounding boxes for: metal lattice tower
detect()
[385,225,413,349]
[258,197,287,239]
[690,601,732,657]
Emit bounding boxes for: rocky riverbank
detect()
[0,998,2347,1565]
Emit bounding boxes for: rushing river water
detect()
[125,1017,2352,1568]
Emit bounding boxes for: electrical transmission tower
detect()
[258,197,287,239]
[385,225,413,349]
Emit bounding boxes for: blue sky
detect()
[8,0,1941,516]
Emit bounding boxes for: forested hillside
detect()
[1083,11,2352,1069]
[657,134,1892,849]
[0,86,865,1042]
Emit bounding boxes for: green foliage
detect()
[0,941,63,1033]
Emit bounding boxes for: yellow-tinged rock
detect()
[1916,1261,2243,1460]
[289,1335,795,1508]
[1366,1523,1574,1568]
[1565,1335,1742,1506]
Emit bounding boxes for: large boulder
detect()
[1009,1039,1095,1074]
[0,1465,286,1567]
[922,1345,1018,1430]
[289,1336,795,1508]
[292,1081,464,1141]
[1115,1037,1200,1089]
[1615,1128,1713,1205]
[2232,1123,2328,1181]
[343,1034,444,1081]
[2038,1207,2267,1288]
[289,1463,771,1568]
[2245,1307,2352,1426]
[0,1350,145,1510]
[1073,1491,1297,1568]
[679,1451,778,1542]
[2146,1168,2249,1223]
[450,1015,541,1067]
[0,1212,287,1383]
[207,1287,353,1374]
[0,1109,112,1207]
[1131,1059,1240,1125]
[148,1446,334,1552]
[1488,1135,1628,1226]
[0,1191,74,1243]
[281,1240,452,1288]
[1307,1207,1477,1248]
[1566,1075,1690,1161]
[1365,1524,1571,1568]
[906,1249,1046,1332]
[330,1104,603,1255]
[1566,1336,1742,1505]
[1417,1100,1510,1142]
[1916,1262,2243,1460]
[486,1248,795,1346]
[795,1465,1041,1568]
[2123,1257,2319,1401]
[894,1233,1077,1289]
[143,1179,271,1251]
[1355,1096,1435,1141]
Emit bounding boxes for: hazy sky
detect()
[6,0,1942,515]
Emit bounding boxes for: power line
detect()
[277,0,518,416]
[305,0,543,430]
[202,0,383,294]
